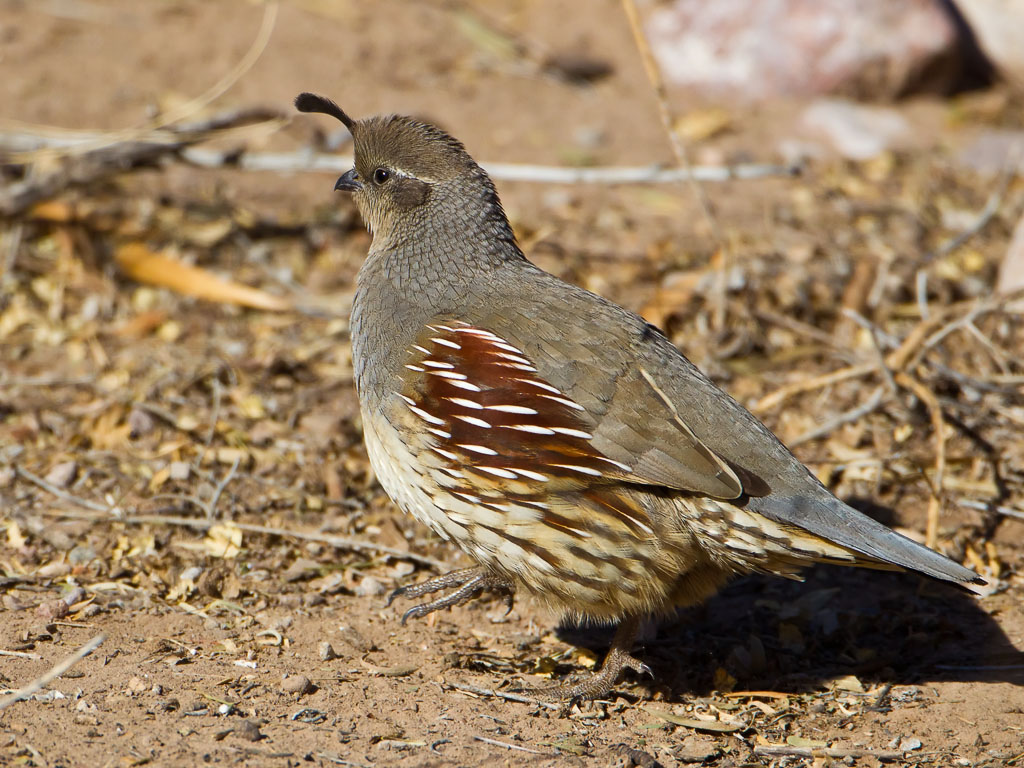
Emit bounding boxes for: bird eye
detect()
[373,168,391,184]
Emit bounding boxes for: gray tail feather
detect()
[750,494,985,585]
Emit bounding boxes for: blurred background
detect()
[1,1,1022,766]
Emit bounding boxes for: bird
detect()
[294,92,984,700]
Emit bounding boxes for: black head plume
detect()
[294,92,357,134]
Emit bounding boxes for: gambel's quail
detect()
[295,92,983,700]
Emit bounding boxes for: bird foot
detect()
[518,616,650,702]
[387,567,515,624]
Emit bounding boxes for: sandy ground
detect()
[1,2,1023,766]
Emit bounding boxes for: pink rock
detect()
[647,0,966,101]
[956,0,1024,86]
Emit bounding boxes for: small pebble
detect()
[128,408,155,439]
[318,642,339,661]
[354,575,386,597]
[44,461,77,488]
[168,461,191,481]
[280,675,314,697]
[238,719,264,742]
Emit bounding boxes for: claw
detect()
[518,616,648,702]
[387,567,516,623]
[401,605,424,625]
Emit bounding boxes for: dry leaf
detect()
[115,243,291,311]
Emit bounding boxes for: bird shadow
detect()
[555,565,1021,700]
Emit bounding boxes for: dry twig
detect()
[0,634,106,712]
[444,680,561,711]
[753,745,901,761]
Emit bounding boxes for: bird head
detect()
[295,92,509,249]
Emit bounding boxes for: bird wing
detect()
[468,276,982,585]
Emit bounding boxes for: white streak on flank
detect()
[405,364,425,372]
[413,344,430,354]
[430,324,456,332]
[422,360,455,369]
[484,404,538,415]
[446,397,483,410]
[408,404,445,425]
[443,467,465,478]
[621,513,654,535]
[447,380,483,392]
[396,393,415,405]
[454,327,499,339]
[454,414,491,429]
[540,394,585,411]
[494,352,533,365]
[495,362,538,372]
[429,370,468,380]
[545,518,591,538]
[453,491,481,504]
[426,427,452,438]
[514,377,561,394]
[551,463,603,477]
[491,341,524,354]
[504,424,555,435]
[475,466,518,480]
[458,443,499,456]
[600,457,633,472]
[551,427,593,439]
[431,337,461,349]
[512,468,549,482]
[432,446,459,461]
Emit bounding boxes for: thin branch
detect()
[14,465,111,513]
[473,736,549,755]
[444,680,561,711]
[753,745,901,761]
[122,515,444,570]
[956,498,1024,523]
[753,363,877,414]
[927,163,1016,262]
[789,386,888,447]
[177,147,797,183]
[19,466,443,569]
[619,0,728,328]
[894,371,947,549]
[0,634,106,712]
[203,455,240,519]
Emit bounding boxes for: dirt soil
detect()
[2,2,1023,767]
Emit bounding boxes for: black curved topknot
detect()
[295,92,356,133]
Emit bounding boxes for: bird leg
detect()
[524,615,652,701]
[387,566,515,624]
